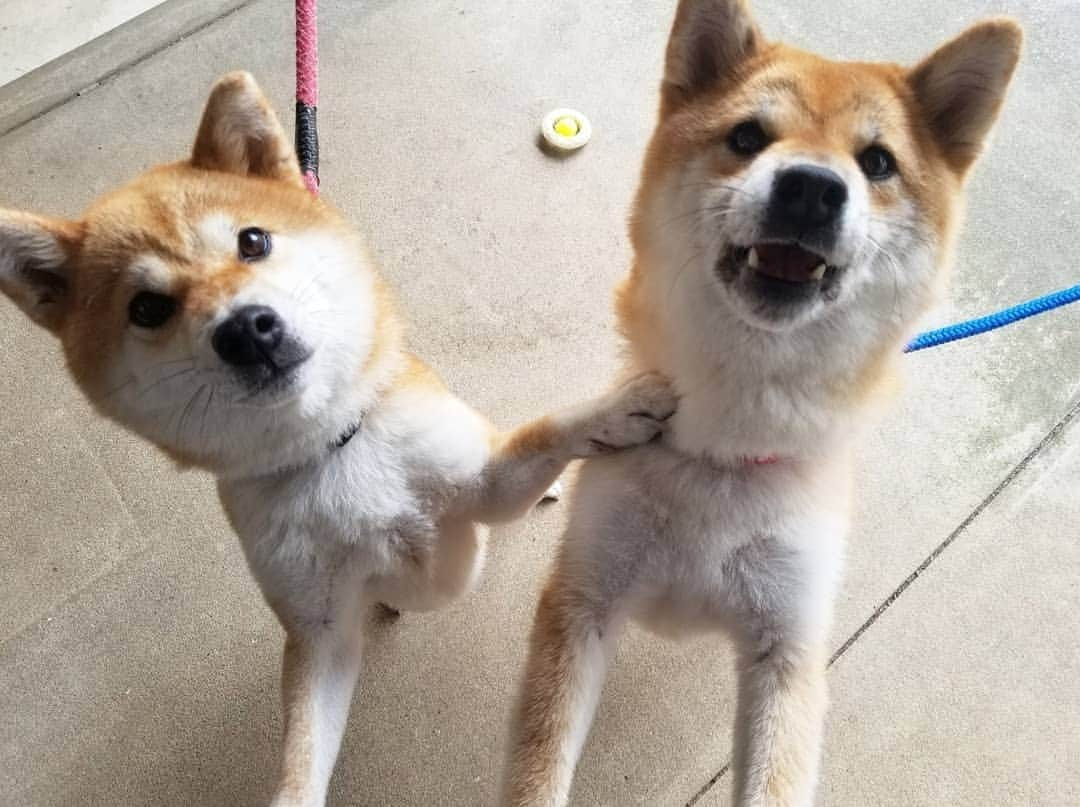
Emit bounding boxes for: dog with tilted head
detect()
[503,2,1021,805]
[0,73,678,806]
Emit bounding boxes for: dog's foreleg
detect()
[475,372,676,523]
[503,579,620,807]
[730,639,828,807]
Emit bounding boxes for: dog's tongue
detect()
[753,244,822,282]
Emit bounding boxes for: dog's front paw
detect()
[575,372,677,456]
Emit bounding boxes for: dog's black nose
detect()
[212,305,284,366]
[770,165,848,230]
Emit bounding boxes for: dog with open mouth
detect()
[0,73,678,806]
[504,1,1022,804]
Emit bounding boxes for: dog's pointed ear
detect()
[0,210,83,334]
[909,19,1023,177]
[190,71,304,186]
[661,0,763,113]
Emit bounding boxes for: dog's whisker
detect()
[658,203,741,230]
[664,247,706,304]
[155,355,198,368]
[198,384,217,444]
[289,267,340,309]
[864,234,906,324]
[134,366,198,402]
[673,180,757,199]
[174,383,208,446]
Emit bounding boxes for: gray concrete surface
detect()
[0,0,251,136]
[0,0,167,86]
[0,0,1077,805]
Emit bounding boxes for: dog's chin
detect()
[714,243,845,331]
[231,356,312,409]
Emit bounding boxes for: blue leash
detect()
[904,284,1080,353]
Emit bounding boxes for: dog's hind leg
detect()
[503,575,622,807]
[729,636,828,807]
[723,527,841,807]
[261,551,368,807]
[272,629,365,807]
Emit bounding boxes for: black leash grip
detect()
[296,101,320,185]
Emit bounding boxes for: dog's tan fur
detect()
[504,3,1021,805]
[0,73,678,806]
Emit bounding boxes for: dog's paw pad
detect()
[583,372,678,453]
[619,372,679,421]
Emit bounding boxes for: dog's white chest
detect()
[219,394,491,574]
[578,448,848,639]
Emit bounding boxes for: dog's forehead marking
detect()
[743,62,905,139]
[746,76,814,118]
[175,213,259,316]
[197,212,238,253]
[129,253,173,291]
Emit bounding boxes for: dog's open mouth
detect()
[737,243,838,286]
[719,242,842,314]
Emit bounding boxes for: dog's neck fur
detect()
[620,248,924,464]
[217,330,407,481]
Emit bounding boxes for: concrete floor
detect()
[0,0,167,86]
[1,0,1078,805]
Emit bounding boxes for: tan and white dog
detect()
[0,73,678,806]
[504,2,1021,805]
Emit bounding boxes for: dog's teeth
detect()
[747,247,759,269]
[811,263,827,281]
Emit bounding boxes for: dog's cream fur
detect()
[0,73,678,806]
[503,3,1022,805]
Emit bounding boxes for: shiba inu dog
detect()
[0,73,678,806]
[503,2,1022,804]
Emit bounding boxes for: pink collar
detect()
[746,455,780,465]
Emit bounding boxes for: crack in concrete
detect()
[686,762,729,806]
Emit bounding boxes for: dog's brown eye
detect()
[859,145,897,181]
[129,292,177,329]
[238,227,272,260]
[728,121,770,156]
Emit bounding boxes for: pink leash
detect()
[295,0,319,194]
